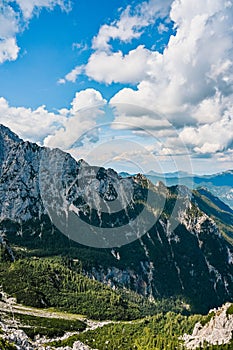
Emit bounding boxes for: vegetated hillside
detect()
[0,124,232,317]
[47,303,233,350]
[1,296,232,350]
[47,312,204,349]
[0,256,175,321]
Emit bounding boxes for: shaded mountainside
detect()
[0,124,233,316]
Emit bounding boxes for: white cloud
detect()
[0,89,107,149]
[85,46,158,84]
[191,92,231,125]
[111,104,172,131]
[0,0,70,64]
[179,113,233,155]
[15,0,71,20]
[158,23,169,34]
[213,149,233,164]
[0,97,66,142]
[92,0,173,51]
[0,38,19,63]
[108,0,233,157]
[44,89,107,149]
[55,0,233,160]
[72,42,89,52]
[57,78,66,85]
[0,1,20,63]
[92,6,145,51]
[61,0,173,85]
[70,88,106,112]
[0,3,19,38]
[58,65,84,84]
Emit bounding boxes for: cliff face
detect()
[0,125,43,222]
[0,124,233,313]
[183,303,233,348]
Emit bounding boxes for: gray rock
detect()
[182,303,233,349]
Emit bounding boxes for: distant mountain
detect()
[119,171,132,178]
[146,170,191,178]
[0,124,232,315]
[143,170,233,209]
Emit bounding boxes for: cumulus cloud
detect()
[107,0,233,157]
[1,0,233,164]
[64,0,232,127]
[0,3,19,38]
[110,104,172,131]
[15,0,71,19]
[0,1,20,63]
[58,65,84,84]
[92,0,173,51]
[92,6,145,51]
[44,89,107,149]
[0,0,70,64]
[0,89,106,148]
[85,46,158,84]
[0,38,19,63]
[61,0,173,84]
[0,97,66,142]
[180,113,233,155]
[112,0,232,112]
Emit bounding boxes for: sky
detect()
[0,0,232,175]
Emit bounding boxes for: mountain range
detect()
[0,124,233,316]
[120,170,233,210]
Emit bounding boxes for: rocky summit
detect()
[182,303,233,348]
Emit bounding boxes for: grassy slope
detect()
[48,310,232,350]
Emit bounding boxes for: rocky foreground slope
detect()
[0,302,232,349]
[182,303,233,349]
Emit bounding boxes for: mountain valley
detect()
[0,124,233,349]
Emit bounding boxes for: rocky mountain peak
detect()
[0,124,21,142]
[0,125,22,170]
[183,303,233,348]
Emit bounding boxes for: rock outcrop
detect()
[183,303,233,348]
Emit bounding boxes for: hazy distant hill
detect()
[140,170,233,209]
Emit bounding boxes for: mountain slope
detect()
[0,124,232,315]
[145,170,233,209]
[193,188,233,245]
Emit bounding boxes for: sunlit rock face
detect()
[182,303,233,348]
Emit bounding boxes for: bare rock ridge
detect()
[183,303,233,348]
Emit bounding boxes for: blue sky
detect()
[0,0,232,174]
[0,0,174,110]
